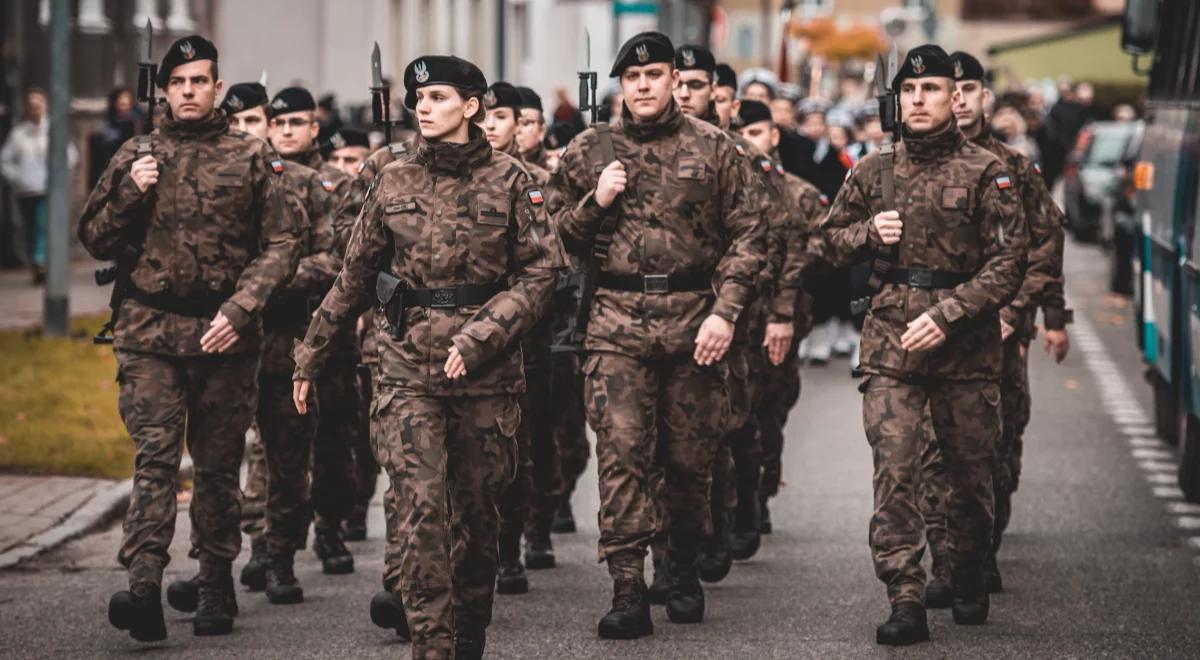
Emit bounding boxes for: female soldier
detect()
[291,56,564,660]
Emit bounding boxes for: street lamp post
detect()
[44,0,70,335]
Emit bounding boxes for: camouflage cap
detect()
[156,35,218,88]
[714,64,738,90]
[674,45,716,74]
[402,55,488,110]
[609,31,674,77]
[892,44,954,88]
[220,82,268,116]
[950,51,986,82]
[269,87,316,117]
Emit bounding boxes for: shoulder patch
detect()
[528,189,544,205]
[819,193,830,206]
[775,163,785,175]
[995,175,1013,190]
[1033,162,1042,175]
[735,144,746,158]
[321,180,335,192]
[358,161,366,174]
[758,157,773,173]
[270,159,285,174]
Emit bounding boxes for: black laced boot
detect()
[108,583,167,642]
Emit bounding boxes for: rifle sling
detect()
[572,123,618,343]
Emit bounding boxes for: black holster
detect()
[375,272,406,339]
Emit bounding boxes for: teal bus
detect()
[1122,0,1200,500]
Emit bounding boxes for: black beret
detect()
[269,87,315,117]
[220,82,268,115]
[737,100,773,128]
[714,64,738,90]
[516,86,543,113]
[402,55,488,110]
[329,128,369,150]
[675,45,715,74]
[950,51,986,82]
[609,31,675,77]
[156,35,218,88]
[484,82,522,112]
[892,44,955,88]
[545,121,580,150]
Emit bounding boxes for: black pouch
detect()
[375,272,406,339]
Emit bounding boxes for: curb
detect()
[0,456,194,570]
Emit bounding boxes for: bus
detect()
[1122,0,1200,501]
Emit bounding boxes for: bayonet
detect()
[370,42,393,144]
[577,29,599,126]
[259,69,269,88]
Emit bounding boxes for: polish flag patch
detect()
[819,193,830,206]
[995,175,1013,190]
[321,180,335,192]
[528,189,544,205]
[1033,162,1042,175]
[760,159,773,173]
[270,159,284,174]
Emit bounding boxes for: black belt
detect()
[882,268,973,289]
[128,286,228,318]
[404,282,506,308]
[596,272,711,294]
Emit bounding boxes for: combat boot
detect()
[313,529,354,575]
[108,583,167,642]
[264,552,304,604]
[167,573,239,616]
[240,538,269,591]
[496,529,529,595]
[983,552,1003,593]
[665,559,705,624]
[597,578,653,639]
[759,497,773,535]
[453,630,486,660]
[647,553,669,605]
[193,581,236,636]
[524,537,556,570]
[342,511,368,542]
[698,508,733,583]
[368,591,412,640]
[951,568,990,625]
[875,602,929,646]
[552,497,577,533]
[924,577,954,609]
[730,496,761,561]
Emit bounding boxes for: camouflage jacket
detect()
[821,123,1027,381]
[548,102,768,358]
[78,112,301,356]
[764,161,826,336]
[522,142,551,172]
[974,132,1068,333]
[294,126,565,396]
[502,140,555,372]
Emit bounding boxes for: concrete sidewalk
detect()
[0,475,125,569]
[0,259,112,330]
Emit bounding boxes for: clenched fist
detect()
[873,210,902,245]
[595,160,627,209]
[129,155,159,193]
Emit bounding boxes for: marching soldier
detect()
[820,45,1026,645]
[711,63,740,130]
[548,31,766,637]
[292,55,563,659]
[515,86,551,170]
[328,127,372,176]
[80,36,300,640]
[921,51,1072,607]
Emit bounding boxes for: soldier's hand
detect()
[595,161,627,209]
[200,312,240,353]
[900,312,946,352]
[293,379,311,415]
[763,322,795,366]
[1000,319,1015,341]
[694,314,734,366]
[444,346,468,380]
[129,155,159,193]
[1044,328,1070,364]
[873,210,902,245]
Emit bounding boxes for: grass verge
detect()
[0,315,131,479]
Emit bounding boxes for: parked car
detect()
[1062,119,1145,244]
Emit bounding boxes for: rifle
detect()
[95,19,157,344]
[563,28,619,349]
[370,42,398,145]
[849,42,902,323]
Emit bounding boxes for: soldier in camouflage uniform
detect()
[920,51,1072,607]
[733,99,827,553]
[80,36,300,641]
[820,45,1026,645]
[292,55,563,659]
[480,81,558,596]
[515,86,551,171]
[548,32,766,638]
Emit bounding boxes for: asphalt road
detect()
[3,239,1199,659]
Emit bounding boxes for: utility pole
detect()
[44,0,70,335]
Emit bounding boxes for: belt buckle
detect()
[431,288,457,308]
[908,269,933,288]
[643,274,670,294]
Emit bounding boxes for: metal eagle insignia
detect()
[953,60,963,79]
[226,95,244,111]
[414,61,430,83]
[181,41,196,60]
[484,89,497,107]
[271,98,287,110]
[636,44,649,63]
[330,132,346,149]
[911,55,925,75]
[682,49,695,67]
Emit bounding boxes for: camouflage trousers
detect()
[350,364,380,530]
[372,388,519,656]
[310,358,359,534]
[921,336,1031,575]
[500,365,562,552]
[862,374,1000,606]
[550,353,590,500]
[255,372,318,554]
[115,350,259,588]
[711,347,760,543]
[584,351,729,574]
[758,350,802,499]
